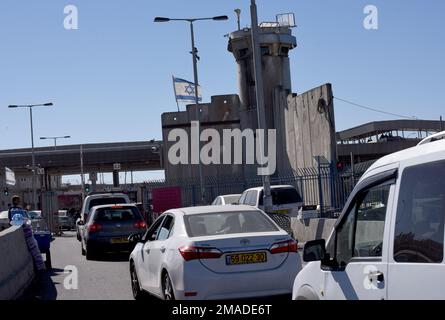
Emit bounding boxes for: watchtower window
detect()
[281,46,290,56]
[260,46,270,56]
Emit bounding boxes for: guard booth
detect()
[41,191,60,235]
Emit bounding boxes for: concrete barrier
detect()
[0,226,35,300]
[291,217,337,245]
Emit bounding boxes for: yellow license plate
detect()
[226,252,267,265]
[273,209,290,214]
[110,237,129,244]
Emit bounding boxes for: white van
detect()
[293,131,445,300]
[239,185,304,216]
[76,193,130,241]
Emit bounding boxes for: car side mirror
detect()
[128,233,143,244]
[303,239,327,262]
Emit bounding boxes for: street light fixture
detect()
[154,14,228,205]
[8,102,54,209]
[40,135,71,150]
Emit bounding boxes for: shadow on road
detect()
[21,270,58,300]
[90,252,130,262]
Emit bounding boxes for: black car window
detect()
[157,215,174,241]
[143,215,164,242]
[394,160,445,263]
[335,183,390,267]
[93,207,142,222]
[259,188,302,206]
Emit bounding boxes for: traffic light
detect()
[85,184,90,193]
[336,161,345,171]
[3,188,9,196]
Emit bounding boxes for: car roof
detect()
[167,205,262,216]
[85,193,128,199]
[364,138,445,176]
[90,203,137,211]
[243,185,296,192]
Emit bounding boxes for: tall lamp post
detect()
[40,135,71,150]
[250,0,273,212]
[154,15,228,205]
[8,102,54,209]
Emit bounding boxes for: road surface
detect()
[25,231,133,300]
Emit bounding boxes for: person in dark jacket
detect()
[8,195,27,221]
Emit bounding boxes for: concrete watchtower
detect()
[228,21,297,130]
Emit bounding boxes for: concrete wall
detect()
[286,83,337,169]
[291,217,337,244]
[161,94,244,184]
[0,226,35,300]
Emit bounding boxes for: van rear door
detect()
[387,159,445,299]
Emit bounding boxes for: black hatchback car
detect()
[79,204,147,260]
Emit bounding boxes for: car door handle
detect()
[368,271,384,283]
[160,247,166,253]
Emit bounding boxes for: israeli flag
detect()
[173,76,202,103]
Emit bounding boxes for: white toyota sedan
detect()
[129,205,302,300]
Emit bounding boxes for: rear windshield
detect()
[223,195,240,204]
[259,188,302,206]
[88,197,127,210]
[93,207,142,222]
[184,211,279,237]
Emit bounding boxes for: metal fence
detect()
[142,161,376,217]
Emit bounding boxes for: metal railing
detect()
[142,161,376,217]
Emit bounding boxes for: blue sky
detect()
[1,1,444,182]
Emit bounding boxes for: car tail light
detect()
[179,246,223,261]
[88,222,103,233]
[134,220,147,229]
[269,239,298,254]
[184,292,198,297]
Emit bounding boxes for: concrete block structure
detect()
[161,23,337,191]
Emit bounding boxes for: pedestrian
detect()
[8,195,28,222]
[8,196,46,273]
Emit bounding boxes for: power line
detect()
[334,96,419,120]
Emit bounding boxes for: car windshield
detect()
[31,219,49,232]
[184,211,279,237]
[88,197,127,210]
[259,188,302,206]
[223,195,240,204]
[93,207,142,222]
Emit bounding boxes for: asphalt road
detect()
[25,231,133,300]
[24,231,301,300]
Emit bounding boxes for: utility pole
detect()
[154,15,228,205]
[190,21,206,205]
[80,144,85,201]
[250,0,272,213]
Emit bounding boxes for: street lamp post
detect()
[250,0,273,212]
[8,102,54,209]
[40,135,71,150]
[154,15,228,205]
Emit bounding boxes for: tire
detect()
[45,249,52,270]
[86,245,97,260]
[162,272,175,300]
[130,263,144,300]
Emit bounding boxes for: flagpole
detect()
[172,75,180,112]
